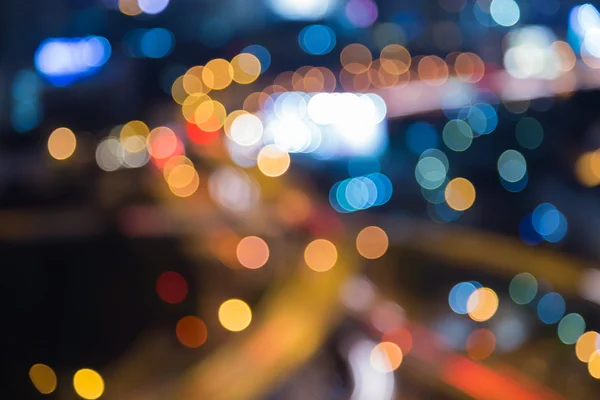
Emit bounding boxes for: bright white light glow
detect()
[138,0,169,14]
[490,0,520,27]
[348,339,395,400]
[231,114,264,146]
[267,0,338,20]
[503,26,563,80]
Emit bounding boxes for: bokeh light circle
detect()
[304,239,337,272]
[445,178,476,211]
[509,273,538,305]
[558,313,586,345]
[498,150,527,182]
[467,287,499,322]
[356,226,389,259]
[48,127,77,160]
[449,282,478,314]
[218,299,252,332]
[257,145,291,177]
[576,331,600,362]
[29,364,57,394]
[176,316,208,348]
[537,292,566,324]
[231,53,262,84]
[236,236,269,269]
[73,369,104,400]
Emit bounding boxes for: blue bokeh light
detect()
[558,313,586,345]
[537,292,566,324]
[299,24,336,55]
[531,203,568,242]
[141,28,174,58]
[34,36,111,86]
[468,103,498,135]
[449,282,478,314]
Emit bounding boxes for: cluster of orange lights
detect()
[172,54,262,135]
[335,43,485,92]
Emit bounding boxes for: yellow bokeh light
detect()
[257,145,291,177]
[120,120,149,141]
[48,127,77,160]
[236,236,269,269]
[576,331,600,362]
[380,44,411,74]
[341,43,373,74]
[589,351,600,379]
[467,287,499,322]
[167,164,196,189]
[356,226,389,260]
[169,170,199,198]
[29,364,57,394]
[182,94,211,124]
[218,299,252,332]
[162,155,193,179]
[171,76,188,105]
[445,177,476,211]
[183,66,210,95]
[119,121,149,152]
[196,100,227,132]
[231,53,262,84]
[304,239,337,272]
[575,151,600,187]
[370,342,403,372]
[203,59,233,90]
[73,368,104,400]
[118,0,142,16]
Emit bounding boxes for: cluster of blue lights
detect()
[34,36,111,86]
[509,273,585,345]
[329,173,392,213]
[520,203,568,245]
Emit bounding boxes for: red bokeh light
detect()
[156,271,188,304]
[186,122,220,145]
